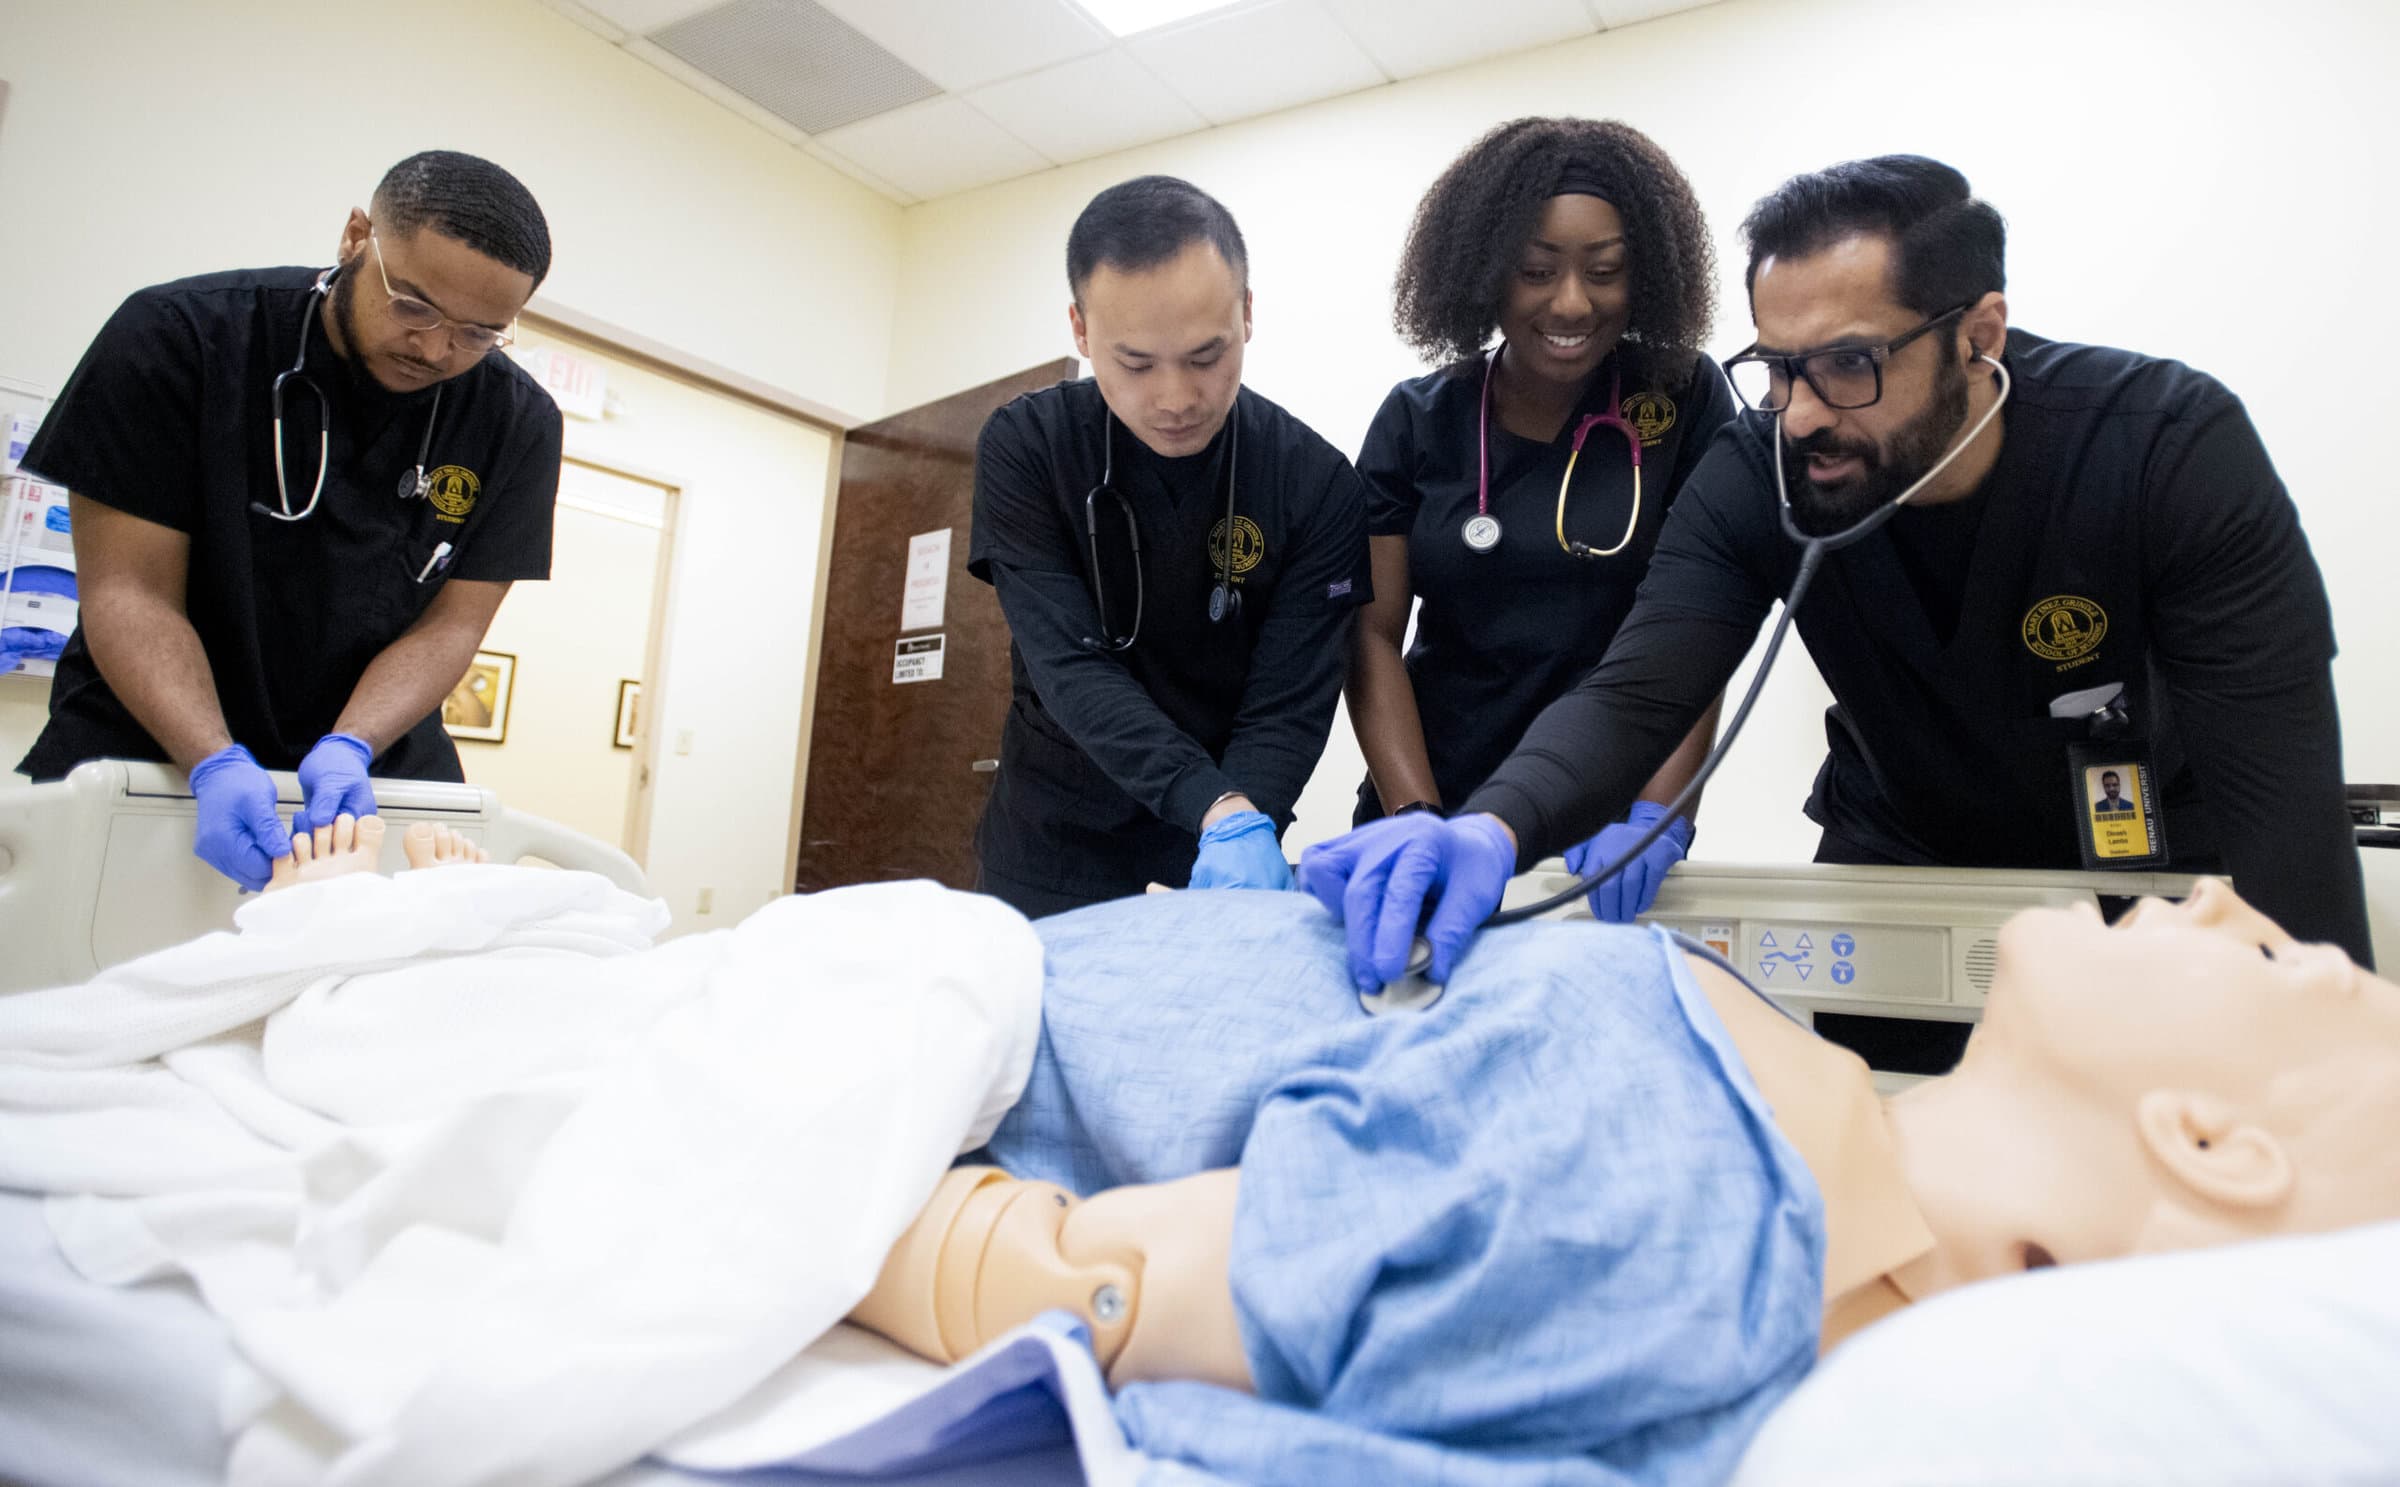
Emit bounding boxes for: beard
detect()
[1779,351,1971,535]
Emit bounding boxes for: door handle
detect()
[971,759,999,773]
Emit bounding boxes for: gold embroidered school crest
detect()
[1208,515,1265,575]
[2021,594,2107,664]
[1620,391,1677,447]
[427,465,481,522]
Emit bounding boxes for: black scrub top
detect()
[1353,343,1735,821]
[968,378,1371,902]
[1467,329,2372,966]
[16,267,562,782]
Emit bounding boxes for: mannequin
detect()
[263,813,490,888]
[848,879,2400,1385]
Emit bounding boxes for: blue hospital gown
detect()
[981,890,1825,1486]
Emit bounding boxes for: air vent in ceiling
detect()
[650,0,942,136]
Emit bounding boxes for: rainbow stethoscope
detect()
[1465,346,1643,557]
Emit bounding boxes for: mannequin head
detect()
[1889,878,2400,1299]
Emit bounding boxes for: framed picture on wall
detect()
[614,678,641,750]
[443,649,516,744]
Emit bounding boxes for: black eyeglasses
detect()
[1724,304,1970,412]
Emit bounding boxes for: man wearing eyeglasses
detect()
[14,151,562,891]
[1303,154,2368,1008]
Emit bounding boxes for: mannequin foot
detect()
[402,821,489,870]
[265,814,388,891]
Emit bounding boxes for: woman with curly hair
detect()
[1345,116,1734,920]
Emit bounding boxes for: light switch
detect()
[675,729,695,756]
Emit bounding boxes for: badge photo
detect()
[2068,744,2166,870]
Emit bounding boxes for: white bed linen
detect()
[0,870,1044,1487]
[1732,1218,2400,1485]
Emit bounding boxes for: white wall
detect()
[0,0,900,418]
[883,0,2400,865]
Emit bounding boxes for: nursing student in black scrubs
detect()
[1345,118,1737,919]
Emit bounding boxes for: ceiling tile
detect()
[650,0,944,134]
[813,0,1111,92]
[965,50,1208,165]
[623,36,815,146]
[1322,0,1594,80]
[1127,0,1387,126]
[570,0,727,33]
[815,95,1055,200]
[1588,0,1722,28]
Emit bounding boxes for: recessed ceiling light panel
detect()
[1072,0,1245,39]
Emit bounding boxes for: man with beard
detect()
[16,151,561,890]
[1299,155,2368,1024]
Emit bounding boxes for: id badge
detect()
[2067,741,2167,870]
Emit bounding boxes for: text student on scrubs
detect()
[16,151,563,890]
[1308,155,2370,992]
[968,177,1371,917]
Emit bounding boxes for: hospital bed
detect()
[0,758,646,995]
[1519,858,2199,1087]
[2,764,2393,1486]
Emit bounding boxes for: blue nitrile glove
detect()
[296,733,378,832]
[1189,809,1296,892]
[190,744,293,892]
[1299,811,1516,994]
[1562,800,1693,923]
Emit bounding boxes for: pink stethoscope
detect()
[1466,345,1644,557]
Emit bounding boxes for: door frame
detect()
[785,431,848,892]
[549,451,684,865]
[516,306,854,883]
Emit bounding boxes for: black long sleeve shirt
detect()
[1465,330,2372,967]
[968,379,1370,899]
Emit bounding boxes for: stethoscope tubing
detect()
[1483,352,2012,928]
[256,266,443,523]
[1082,398,1241,649]
[1475,347,1644,558]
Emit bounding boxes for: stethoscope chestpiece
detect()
[1357,936,1444,1016]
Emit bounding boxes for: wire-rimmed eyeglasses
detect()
[370,232,516,354]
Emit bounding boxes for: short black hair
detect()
[1740,155,2005,317]
[373,150,553,288]
[1066,176,1247,300]
[1394,117,1716,368]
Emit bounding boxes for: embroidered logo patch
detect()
[1208,514,1265,576]
[1620,390,1677,447]
[2021,594,2107,665]
[426,465,481,523]
[1326,578,1353,600]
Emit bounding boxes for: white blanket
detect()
[0,869,1044,1487]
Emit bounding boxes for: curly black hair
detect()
[1393,117,1715,371]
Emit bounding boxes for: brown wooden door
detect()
[794,360,1076,892]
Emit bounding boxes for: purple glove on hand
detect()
[1299,811,1517,993]
[1561,800,1692,923]
[296,733,378,833]
[190,744,292,891]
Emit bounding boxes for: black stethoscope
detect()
[1465,347,1643,557]
[1376,352,2016,1000]
[1079,399,1243,652]
[254,267,449,578]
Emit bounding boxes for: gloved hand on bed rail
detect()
[190,743,293,891]
[1563,801,1692,923]
[297,733,379,833]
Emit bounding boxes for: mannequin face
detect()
[1891,878,2400,1298]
